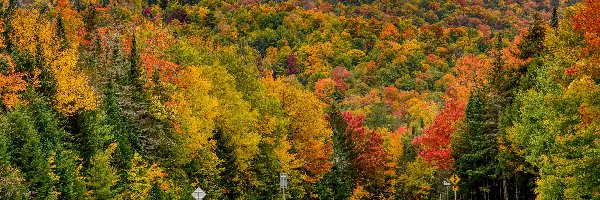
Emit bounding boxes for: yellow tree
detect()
[200,64,261,171]
[50,49,98,115]
[116,153,172,199]
[167,66,219,164]
[9,9,39,55]
[383,126,406,196]
[194,64,261,197]
[261,74,333,183]
[55,0,84,49]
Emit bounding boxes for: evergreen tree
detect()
[517,13,546,59]
[103,79,134,170]
[76,110,114,163]
[54,149,86,199]
[56,14,69,51]
[0,125,27,199]
[2,0,17,52]
[214,129,237,199]
[1,106,55,199]
[453,91,500,199]
[129,32,144,92]
[160,0,168,9]
[551,5,559,29]
[83,4,98,42]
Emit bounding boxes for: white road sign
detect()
[191,187,206,200]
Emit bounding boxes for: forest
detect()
[0,0,598,199]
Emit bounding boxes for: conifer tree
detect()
[129,32,144,93]
[55,14,69,51]
[517,13,546,59]
[2,0,17,52]
[551,6,559,29]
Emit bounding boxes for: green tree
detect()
[452,91,500,199]
[86,143,119,199]
[0,106,55,199]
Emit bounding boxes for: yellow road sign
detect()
[450,174,460,185]
[452,185,459,192]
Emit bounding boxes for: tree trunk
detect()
[503,176,509,200]
[515,177,519,200]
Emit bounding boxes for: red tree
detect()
[573,0,600,55]
[411,94,466,169]
[343,112,386,185]
[411,54,489,169]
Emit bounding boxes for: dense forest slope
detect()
[0,0,598,199]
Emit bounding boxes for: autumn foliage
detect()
[0,0,593,199]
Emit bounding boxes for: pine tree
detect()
[0,124,27,200]
[551,5,559,29]
[83,4,97,41]
[54,149,86,199]
[214,129,238,199]
[103,79,134,170]
[76,109,114,163]
[129,32,144,92]
[517,13,546,59]
[318,103,354,199]
[56,14,69,51]
[453,91,500,199]
[491,33,505,90]
[2,0,17,52]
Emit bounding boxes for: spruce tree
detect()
[551,5,559,29]
[129,32,144,92]
[517,13,546,59]
[2,0,16,52]
[56,14,69,51]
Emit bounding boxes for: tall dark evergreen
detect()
[517,13,546,59]
[1,106,54,199]
[103,78,134,170]
[214,129,238,200]
[453,91,501,199]
[2,0,17,52]
[551,5,559,29]
[129,32,144,92]
[491,33,505,90]
[56,14,69,51]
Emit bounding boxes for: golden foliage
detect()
[10,9,40,55]
[117,153,171,200]
[50,49,97,115]
[261,75,333,182]
[349,185,370,200]
[168,66,219,160]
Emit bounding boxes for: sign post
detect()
[443,180,451,200]
[280,173,288,200]
[191,187,206,200]
[450,174,460,200]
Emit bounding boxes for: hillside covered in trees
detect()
[0,0,598,199]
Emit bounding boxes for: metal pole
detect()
[454,190,457,200]
[282,187,286,200]
[446,186,449,200]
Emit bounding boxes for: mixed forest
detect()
[0,0,598,199]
